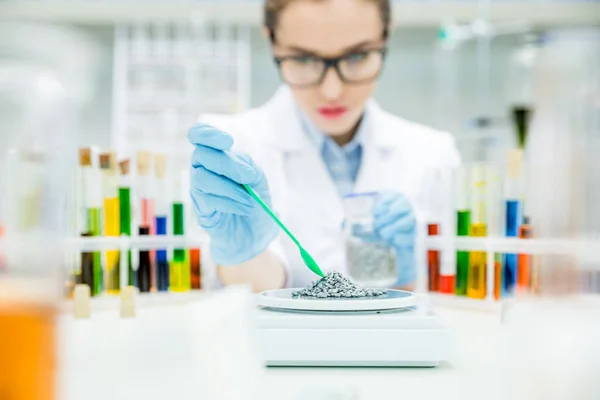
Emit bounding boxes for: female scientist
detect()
[188,0,460,292]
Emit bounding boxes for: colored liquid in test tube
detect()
[454,166,470,296]
[494,253,502,300]
[137,152,156,291]
[517,216,532,293]
[80,232,95,290]
[101,152,120,295]
[467,165,487,300]
[154,153,169,292]
[503,200,522,296]
[137,226,151,292]
[503,149,524,297]
[190,248,201,290]
[455,211,470,295]
[171,202,190,292]
[118,164,133,288]
[79,148,102,295]
[156,216,169,291]
[425,167,452,293]
[427,224,440,292]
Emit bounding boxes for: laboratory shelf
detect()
[0,1,598,27]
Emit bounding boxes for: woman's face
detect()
[273,0,386,138]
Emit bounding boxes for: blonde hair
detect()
[264,0,391,41]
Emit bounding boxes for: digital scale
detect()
[255,289,453,367]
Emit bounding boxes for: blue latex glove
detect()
[187,123,278,266]
[373,192,417,287]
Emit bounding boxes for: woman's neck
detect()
[330,118,362,147]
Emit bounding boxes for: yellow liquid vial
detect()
[467,223,487,299]
[170,249,190,292]
[104,197,120,294]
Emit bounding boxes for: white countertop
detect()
[57,289,600,400]
[58,293,505,400]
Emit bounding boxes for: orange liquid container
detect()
[494,254,502,300]
[517,221,533,292]
[427,223,440,292]
[190,248,201,290]
[0,299,57,400]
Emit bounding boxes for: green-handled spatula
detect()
[243,184,325,278]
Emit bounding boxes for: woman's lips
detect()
[317,106,348,120]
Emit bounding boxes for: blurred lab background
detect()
[0,0,596,152]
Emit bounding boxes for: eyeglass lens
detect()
[279,50,384,86]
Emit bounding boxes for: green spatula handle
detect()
[242,184,300,247]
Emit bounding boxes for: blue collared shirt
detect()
[298,110,369,198]
[296,108,416,287]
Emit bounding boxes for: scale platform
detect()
[255,299,453,367]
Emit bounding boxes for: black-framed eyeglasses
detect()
[274,48,387,88]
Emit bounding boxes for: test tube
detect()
[425,167,450,293]
[154,154,169,292]
[427,224,440,292]
[516,154,533,295]
[118,160,133,288]
[187,171,202,290]
[100,152,120,296]
[78,148,102,294]
[170,163,191,292]
[503,149,524,297]
[467,164,487,300]
[171,201,189,292]
[80,232,94,291]
[137,226,151,293]
[137,152,156,290]
[190,248,201,290]
[485,164,503,301]
[454,166,470,296]
[104,159,128,294]
[517,216,533,293]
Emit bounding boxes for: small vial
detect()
[343,193,396,288]
[427,223,440,292]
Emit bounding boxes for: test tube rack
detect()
[423,235,600,311]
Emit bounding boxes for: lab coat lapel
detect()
[263,86,344,243]
[354,141,387,193]
[354,101,404,193]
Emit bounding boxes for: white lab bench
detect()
[59,290,507,400]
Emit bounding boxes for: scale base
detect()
[256,305,453,367]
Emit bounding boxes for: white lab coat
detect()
[199,86,460,289]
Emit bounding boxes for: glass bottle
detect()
[0,21,99,400]
[343,192,396,287]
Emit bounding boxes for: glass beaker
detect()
[0,21,98,400]
[343,193,396,287]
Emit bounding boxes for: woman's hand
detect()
[188,124,278,266]
[373,192,417,289]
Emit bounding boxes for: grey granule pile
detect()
[292,272,387,299]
